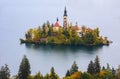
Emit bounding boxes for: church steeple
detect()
[64,7,67,16]
[63,6,68,29]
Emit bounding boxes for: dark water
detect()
[0,0,120,77]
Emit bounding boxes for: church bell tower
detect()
[63,7,68,29]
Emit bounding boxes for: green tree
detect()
[49,67,59,79]
[25,29,33,40]
[44,73,50,79]
[87,60,95,74]
[0,64,10,79]
[116,65,120,79]
[94,27,99,37]
[83,31,96,44]
[94,55,101,74]
[80,72,93,79]
[65,70,70,77]
[46,21,50,27]
[70,61,78,75]
[34,71,43,79]
[18,55,31,79]
[62,29,70,39]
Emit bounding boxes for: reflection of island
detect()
[25,43,106,54]
[20,7,111,46]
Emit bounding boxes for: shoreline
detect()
[20,39,111,47]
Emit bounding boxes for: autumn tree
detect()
[25,29,33,40]
[0,64,10,79]
[18,55,31,79]
[80,72,93,79]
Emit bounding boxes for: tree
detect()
[25,29,33,40]
[102,66,105,70]
[80,72,93,79]
[34,71,43,79]
[94,55,101,73]
[0,64,10,79]
[82,30,98,45]
[18,55,31,79]
[116,65,120,79]
[106,63,111,71]
[65,70,70,77]
[70,61,78,75]
[112,68,116,77]
[87,60,95,74]
[71,71,81,79]
[94,27,99,37]
[44,73,50,79]
[49,67,59,79]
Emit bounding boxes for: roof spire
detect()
[64,6,67,16]
[76,22,78,26]
[57,17,59,22]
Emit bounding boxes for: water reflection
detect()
[25,44,107,54]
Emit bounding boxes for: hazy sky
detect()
[0,0,120,7]
[0,0,120,28]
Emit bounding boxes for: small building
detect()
[71,22,82,37]
[53,18,60,32]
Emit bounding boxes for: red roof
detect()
[74,26,81,30]
[54,22,60,27]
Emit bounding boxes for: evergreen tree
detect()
[44,73,50,79]
[34,71,43,79]
[102,66,105,70]
[87,60,95,74]
[46,21,50,27]
[107,63,111,71]
[94,55,101,73]
[112,67,116,76]
[65,70,70,77]
[0,64,10,79]
[18,55,31,79]
[70,61,78,75]
[49,67,58,79]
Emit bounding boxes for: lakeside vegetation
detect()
[1,55,120,79]
[20,21,110,46]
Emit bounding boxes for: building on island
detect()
[52,6,84,37]
[53,18,60,32]
[71,22,82,37]
[63,7,69,29]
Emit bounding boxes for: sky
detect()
[0,0,120,30]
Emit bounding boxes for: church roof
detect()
[54,22,60,27]
[71,26,81,31]
[74,26,81,30]
[54,18,60,27]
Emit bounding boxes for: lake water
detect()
[0,0,120,77]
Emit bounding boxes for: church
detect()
[53,7,69,31]
[53,7,82,36]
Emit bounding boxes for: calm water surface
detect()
[0,0,120,77]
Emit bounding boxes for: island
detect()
[20,7,111,46]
